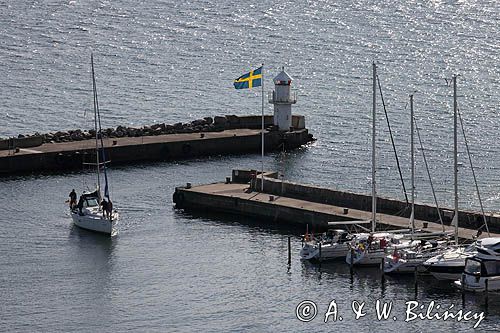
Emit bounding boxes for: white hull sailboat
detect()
[300,223,369,261]
[383,94,451,274]
[422,75,490,280]
[345,63,416,266]
[70,54,119,235]
[71,208,118,234]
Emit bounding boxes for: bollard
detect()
[287,236,291,266]
[269,195,274,202]
[186,182,192,189]
[423,222,428,228]
[112,140,117,146]
[343,208,349,214]
[200,133,205,138]
[225,177,231,184]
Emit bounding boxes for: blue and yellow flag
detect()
[233,66,262,89]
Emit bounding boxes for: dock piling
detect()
[287,236,291,266]
[318,242,322,263]
[414,266,418,297]
[349,248,354,275]
[485,279,489,309]
[461,274,465,307]
[381,257,385,285]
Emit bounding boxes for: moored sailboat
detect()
[423,74,489,280]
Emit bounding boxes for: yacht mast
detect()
[371,62,377,233]
[453,74,459,245]
[410,94,415,235]
[91,53,101,194]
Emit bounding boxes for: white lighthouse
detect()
[269,67,297,131]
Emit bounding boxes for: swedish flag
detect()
[233,66,262,89]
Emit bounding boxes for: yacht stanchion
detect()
[287,236,291,266]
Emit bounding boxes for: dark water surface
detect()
[1,0,499,332]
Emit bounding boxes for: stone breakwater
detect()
[0,115,313,175]
[3,115,306,146]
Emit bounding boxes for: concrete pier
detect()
[0,126,313,176]
[173,170,500,239]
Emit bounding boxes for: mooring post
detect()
[350,248,354,275]
[381,257,385,284]
[414,266,418,297]
[318,242,322,263]
[287,236,291,266]
[461,274,465,307]
[485,279,489,308]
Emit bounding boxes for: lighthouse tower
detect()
[269,67,297,131]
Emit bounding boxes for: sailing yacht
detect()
[423,74,490,280]
[344,64,422,266]
[384,94,451,274]
[300,228,353,261]
[70,54,119,235]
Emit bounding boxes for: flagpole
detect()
[261,63,265,192]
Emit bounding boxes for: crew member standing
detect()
[101,199,109,218]
[69,189,77,209]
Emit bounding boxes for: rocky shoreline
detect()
[8,115,279,144]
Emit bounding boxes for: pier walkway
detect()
[174,182,500,240]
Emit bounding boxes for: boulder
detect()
[214,116,227,127]
[191,119,206,127]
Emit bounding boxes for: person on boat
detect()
[392,248,400,262]
[101,199,109,218]
[69,189,77,209]
[107,200,113,220]
[367,233,374,246]
[357,242,366,253]
[379,237,387,249]
[77,196,84,215]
